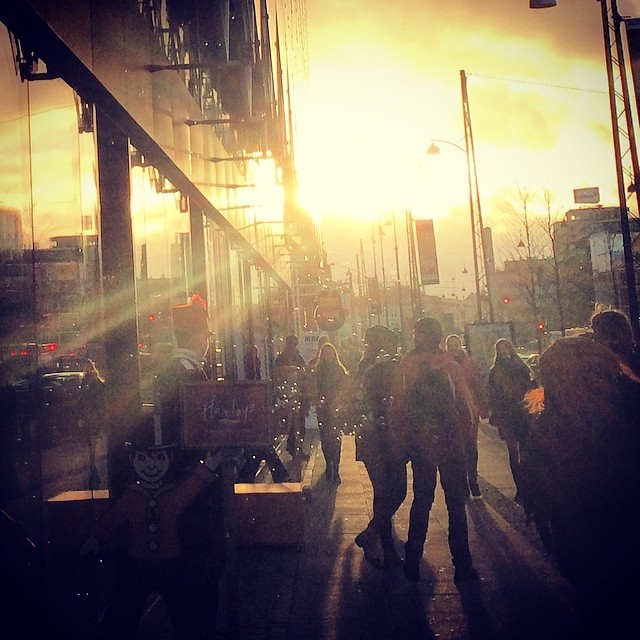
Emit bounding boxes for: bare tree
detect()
[538,188,565,334]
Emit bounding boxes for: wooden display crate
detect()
[234,482,304,547]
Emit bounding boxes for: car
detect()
[38,371,87,442]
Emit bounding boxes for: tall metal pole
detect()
[378,223,390,325]
[461,70,495,322]
[392,211,405,336]
[371,225,380,323]
[406,209,421,319]
[600,0,640,342]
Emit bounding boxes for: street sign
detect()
[573,187,600,204]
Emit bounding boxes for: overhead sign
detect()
[573,187,600,204]
[415,219,440,285]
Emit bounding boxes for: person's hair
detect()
[364,324,398,354]
[445,334,463,350]
[493,338,517,362]
[591,309,634,358]
[318,342,349,375]
[413,317,443,349]
[284,335,299,350]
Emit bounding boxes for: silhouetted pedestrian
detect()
[240,343,291,482]
[487,338,533,504]
[353,325,406,568]
[315,342,349,484]
[521,336,640,637]
[391,318,478,583]
[445,334,488,498]
[275,335,308,458]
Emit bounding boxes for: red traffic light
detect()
[502,296,510,304]
[537,322,545,331]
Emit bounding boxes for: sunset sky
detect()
[2,2,639,299]
[294,0,640,297]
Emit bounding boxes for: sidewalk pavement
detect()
[137,415,582,640]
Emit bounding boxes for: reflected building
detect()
[0,0,323,557]
[0,0,321,412]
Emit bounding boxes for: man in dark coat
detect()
[391,318,478,583]
[354,325,407,568]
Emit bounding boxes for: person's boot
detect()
[382,539,402,569]
[403,542,421,582]
[453,563,480,583]
[355,526,381,567]
[469,478,482,498]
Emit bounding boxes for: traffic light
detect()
[536,321,545,332]
[502,296,510,305]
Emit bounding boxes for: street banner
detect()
[415,219,440,285]
[573,187,600,204]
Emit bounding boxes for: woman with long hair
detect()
[487,338,533,503]
[314,342,349,484]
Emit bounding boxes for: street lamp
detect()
[428,113,495,323]
[391,211,406,337]
[378,221,390,326]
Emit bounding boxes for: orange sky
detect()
[294,0,640,296]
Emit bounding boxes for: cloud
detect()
[469,80,568,149]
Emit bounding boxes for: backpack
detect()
[409,367,456,430]
[393,364,459,462]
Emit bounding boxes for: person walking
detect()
[314,342,349,484]
[487,338,533,504]
[353,325,406,568]
[520,336,640,637]
[239,344,291,483]
[391,317,478,583]
[78,358,107,489]
[275,335,309,459]
[591,308,640,377]
[445,334,488,498]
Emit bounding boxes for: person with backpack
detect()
[353,325,406,569]
[390,317,479,583]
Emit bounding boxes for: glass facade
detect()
[0,2,314,634]
[0,25,284,499]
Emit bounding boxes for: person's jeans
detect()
[406,450,473,570]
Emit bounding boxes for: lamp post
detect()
[532,0,640,343]
[378,222,390,326]
[427,106,495,324]
[392,211,406,338]
[370,224,381,323]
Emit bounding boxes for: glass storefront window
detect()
[0,27,105,500]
